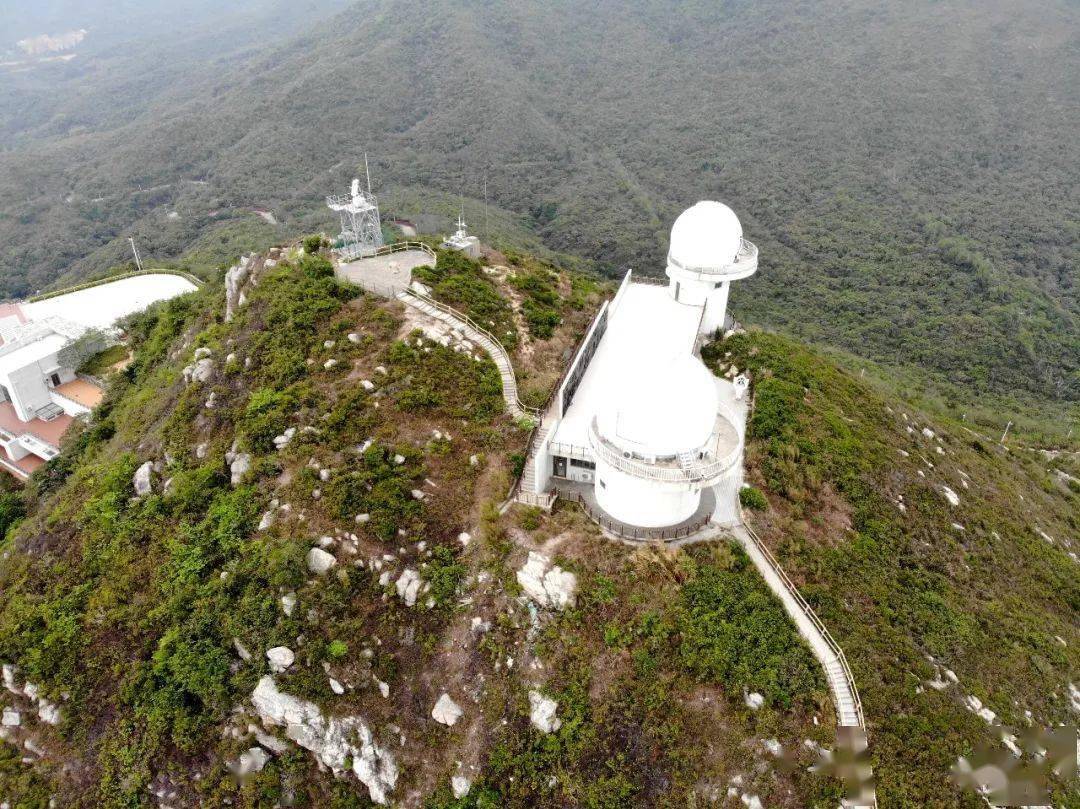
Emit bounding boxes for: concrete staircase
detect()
[396,290,536,422]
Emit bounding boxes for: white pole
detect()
[1000,420,1012,444]
[128,237,143,272]
[364,153,372,195]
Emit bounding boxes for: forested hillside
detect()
[0,242,1075,807]
[0,0,1076,425]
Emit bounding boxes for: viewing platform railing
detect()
[666,237,758,279]
[587,416,741,486]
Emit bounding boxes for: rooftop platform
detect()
[550,282,703,450]
[0,401,73,448]
[337,249,436,296]
[22,273,199,331]
[555,478,716,542]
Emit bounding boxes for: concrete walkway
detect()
[395,290,535,421]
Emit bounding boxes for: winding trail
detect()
[395,289,537,422]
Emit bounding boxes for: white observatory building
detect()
[520,201,758,535]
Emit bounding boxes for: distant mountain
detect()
[0,0,1077,415]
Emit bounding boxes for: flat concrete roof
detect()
[23,273,198,331]
[551,283,702,450]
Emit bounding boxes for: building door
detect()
[553,456,567,478]
[50,373,61,387]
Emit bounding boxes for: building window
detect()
[569,458,595,470]
[50,373,61,387]
[599,479,606,489]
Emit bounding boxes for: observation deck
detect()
[588,410,741,490]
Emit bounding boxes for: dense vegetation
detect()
[704,331,1080,806]
[1,0,1076,436]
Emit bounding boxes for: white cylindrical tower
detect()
[665,201,758,336]
[590,354,739,529]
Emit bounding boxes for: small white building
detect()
[520,201,758,534]
[441,215,481,259]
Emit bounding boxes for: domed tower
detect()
[589,352,741,528]
[666,201,758,335]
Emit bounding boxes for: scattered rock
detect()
[230,747,269,777]
[281,593,297,616]
[267,647,295,673]
[230,453,252,487]
[395,569,421,607]
[324,359,338,370]
[233,638,253,662]
[744,692,764,711]
[941,486,960,507]
[307,547,337,574]
[431,693,463,727]
[1,709,19,727]
[451,775,471,799]
[458,532,471,547]
[516,552,577,610]
[330,678,345,695]
[258,510,276,531]
[347,333,361,344]
[528,690,561,733]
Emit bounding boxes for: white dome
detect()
[597,354,718,457]
[668,201,743,270]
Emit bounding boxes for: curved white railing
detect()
[667,238,758,279]
[398,288,540,420]
[588,417,741,486]
[741,519,866,730]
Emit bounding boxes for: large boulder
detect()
[133,461,154,497]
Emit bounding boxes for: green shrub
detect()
[739,486,768,511]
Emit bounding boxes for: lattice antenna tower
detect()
[326,154,383,260]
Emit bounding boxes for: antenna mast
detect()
[128,237,143,272]
[364,153,372,195]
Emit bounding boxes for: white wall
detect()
[594,459,701,528]
[2,362,53,421]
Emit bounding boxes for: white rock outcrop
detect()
[133,461,154,497]
[528,690,561,733]
[744,692,764,711]
[431,693,463,727]
[307,547,337,574]
[516,552,577,610]
[225,255,254,322]
[184,357,214,384]
[251,676,397,805]
[941,486,960,507]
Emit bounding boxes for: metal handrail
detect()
[399,288,540,419]
[547,441,590,460]
[559,488,712,541]
[587,417,741,486]
[741,518,865,730]
[371,241,437,263]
